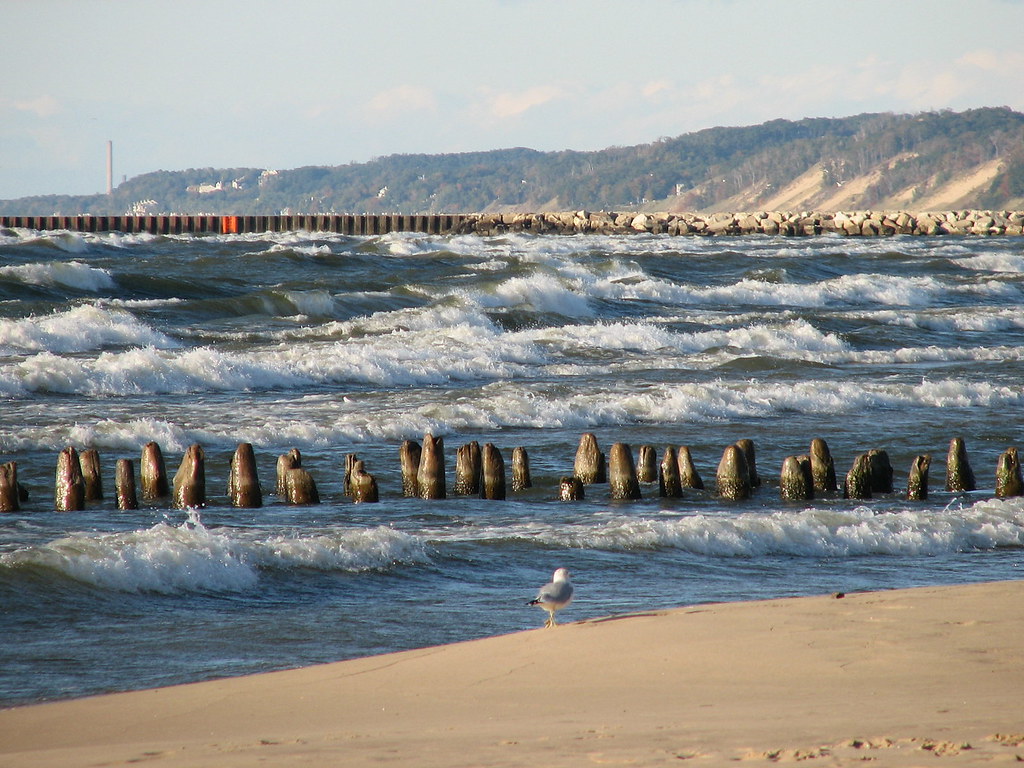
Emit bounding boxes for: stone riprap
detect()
[454,209,1024,237]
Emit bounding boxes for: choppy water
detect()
[1,227,1022,707]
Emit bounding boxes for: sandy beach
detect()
[2,579,1022,767]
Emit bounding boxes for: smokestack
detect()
[106,140,113,195]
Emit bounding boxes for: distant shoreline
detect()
[3,209,1024,236]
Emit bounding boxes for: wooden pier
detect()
[0,214,468,236]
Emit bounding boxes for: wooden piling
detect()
[172,444,206,509]
[609,443,641,500]
[115,458,139,510]
[55,446,86,511]
[228,442,262,508]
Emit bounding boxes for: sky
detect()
[3,0,1024,200]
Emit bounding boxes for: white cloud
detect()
[9,94,61,118]
[484,85,563,119]
[365,85,438,118]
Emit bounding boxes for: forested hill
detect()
[5,107,1024,216]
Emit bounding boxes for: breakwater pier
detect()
[3,209,1024,236]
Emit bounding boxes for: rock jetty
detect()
[453,209,1024,237]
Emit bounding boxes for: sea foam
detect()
[0,260,114,291]
[473,497,1024,557]
[0,515,429,594]
[0,305,176,354]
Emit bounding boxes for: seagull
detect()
[528,568,574,628]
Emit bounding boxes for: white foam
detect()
[0,515,429,594]
[0,260,114,291]
[457,497,1024,557]
[0,305,176,354]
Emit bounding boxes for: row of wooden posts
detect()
[0,433,1020,513]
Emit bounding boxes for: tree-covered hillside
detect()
[4,107,1023,216]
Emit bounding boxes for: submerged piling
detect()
[511,446,531,492]
[809,438,837,494]
[574,433,606,484]
[906,454,931,501]
[349,460,379,503]
[608,443,641,500]
[173,444,206,509]
[480,443,506,500]
[140,441,169,500]
[400,440,421,498]
[844,453,873,500]
[454,442,481,495]
[277,449,302,497]
[115,458,139,510]
[677,446,704,490]
[55,446,86,511]
[637,445,658,483]
[716,444,750,500]
[417,434,446,500]
[228,443,262,508]
[780,455,813,501]
[945,437,976,492]
[80,448,103,502]
[283,467,320,505]
[995,447,1023,498]
[559,476,584,501]
[659,446,682,498]
[0,462,20,512]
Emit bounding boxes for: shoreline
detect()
[2,579,1022,767]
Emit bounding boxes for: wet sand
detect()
[2,580,1022,767]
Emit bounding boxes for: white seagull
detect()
[528,567,574,628]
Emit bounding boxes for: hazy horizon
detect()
[3,0,1024,200]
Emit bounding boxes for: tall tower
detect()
[106,140,113,195]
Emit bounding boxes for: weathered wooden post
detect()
[172,444,206,509]
[276,449,301,497]
[574,433,606,484]
[996,447,1023,498]
[609,443,641,500]
[780,455,813,501]
[659,447,682,498]
[809,438,837,493]
[867,449,893,493]
[55,446,86,511]
[0,461,20,512]
[677,446,704,490]
[284,467,320,505]
[906,454,931,501]
[945,437,976,492]
[115,458,139,510]
[79,448,103,501]
[480,443,506,500]
[140,441,169,500]
[349,460,379,503]
[735,438,760,488]
[344,453,361,497]
[454,441,481,495]
[844,453,873,500]
[559,476,584,501]
[400,440,421,497]
[511,446,531,492]
[637,445,658,483]
[716,444,750,500]
[417,433,446,499]
[228,442,262,508]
